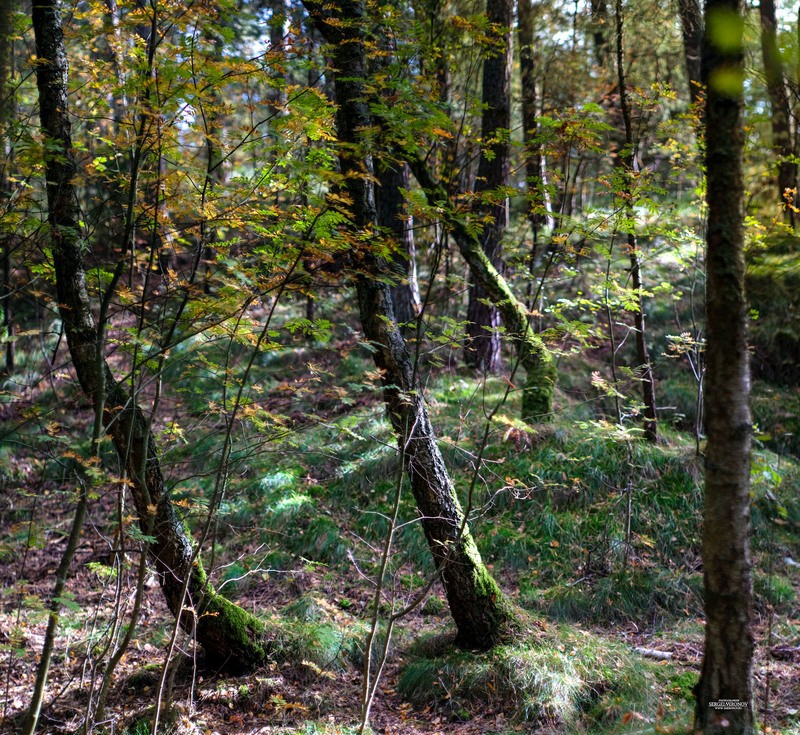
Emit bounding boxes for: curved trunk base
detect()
[443,533,520,649]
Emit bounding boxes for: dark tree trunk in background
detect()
[694,0,755,731]
[614,0,658,443]
[518,0,549,238]
[202,22,226,292]
[307,0,519,647]
[372,23,422,326]
[465,0,512,374]
[32,0,268,671]
[590,0,609,66]
[377,161,422,326]
[759,0,797,228]
[267,0,289,118]
[1,0,14,375]
[678,0,703,105]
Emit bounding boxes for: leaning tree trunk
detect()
[32,0,267,671]
[464,0,512,374]
[430,0,556,416]
[408,159,556,420]
[759,0,797,228]
[694,0,755,732]
[306,0,519,648]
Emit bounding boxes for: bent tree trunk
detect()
[694,0,755,732]
[33,0,266,670]
[308,0,518,647]
[408,159,556,420]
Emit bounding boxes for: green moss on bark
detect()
[450,533,522,648]
[177,561,268,671]
[196,591,268,671]
[521,355,557,421]
[404,157,557,421]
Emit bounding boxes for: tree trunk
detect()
[1,0,14,375]
[377,161,422,326]
[613,0,658,442]
[408,159,556,420]
[694,0,755,731]
[307,0,519,648]
[678,0,703,106]
[589,0,609,67]
[202,20,226,293]
[518,0,550,237]
[465,0,512,374]
[371,30,422,328]
[32,0,268,671]
[759,0,797,228]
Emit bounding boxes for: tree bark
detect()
[759,0,797,228]
[32,0,267,671]
[408,159,556,420]
[307,0,519,648]
[678,0,703,106]
[465,0,512,374]
[613,0,658,443]
[694,0,755,731]
[589,0,609,67]
[372,27,422,327]
[518,0,550,237]
[1,0,14,375]
[377,161,422,326]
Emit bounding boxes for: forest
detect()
[0,0,799,732]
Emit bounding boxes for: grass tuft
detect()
[397,625,695,729]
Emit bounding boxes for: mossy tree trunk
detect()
[306,0,518,648]
[694,0,755,732]
[407,159,556,421]
[32,0,267,671]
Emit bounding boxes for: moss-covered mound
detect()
[397,626,695,730]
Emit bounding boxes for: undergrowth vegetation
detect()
[397,627,695,731]
[209,357,799,635]
[162,346,799,731]
[4,327,800,733]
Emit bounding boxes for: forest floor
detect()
[2,351,800,735]
[1,504,799,735]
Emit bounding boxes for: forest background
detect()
[1,0,799,733]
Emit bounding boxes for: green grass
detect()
[201,360,799,627]
[397,626,695,731]
[270,595,371,676]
